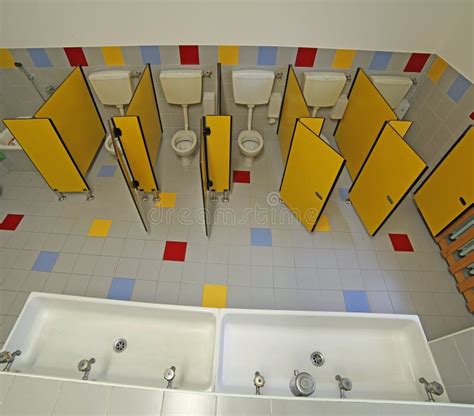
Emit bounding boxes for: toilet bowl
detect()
[171,129,197,167]
[104,134,115,157]
[238,130,263,167]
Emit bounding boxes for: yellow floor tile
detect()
[155,193,176,208]
[88,219,112,237]
[315,215,330,232]
[202,284,227,308]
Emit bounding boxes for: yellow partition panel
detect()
[414,126,474,236]
[4,118,88,192]
[35,67,105,175]
[126,65,162,164]
[205,115,231,192]
[112,116,159,193]
[299,117,324,136]
[349,122,427,236]
[335,69,397,179]
[278,65,310,163]
[280,119,345,232]
[200,126,211,237]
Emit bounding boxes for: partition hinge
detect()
[132,180,140,189]
[113,127,122,137]
[203,127,211,136]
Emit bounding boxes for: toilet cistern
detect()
[160,70,202,167]
[232,70,275,167]
[0,349,21,372]
[302,72,347,118]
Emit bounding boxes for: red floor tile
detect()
[389,233,414,252]
[163,241,187,262]
[233,170,250,184]
[0,214,24,231]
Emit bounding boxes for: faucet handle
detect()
[1,350,21,372]
[77,358,95,380]
[335,375,352,398]
[419,377,444,402]
[253,371,265,395]
[164,366,176,389]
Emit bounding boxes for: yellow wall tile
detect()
[102,47,124,66]
[332,49,356,69]
[218,46,239,65]
[0,49,15,68]
[88,219,112,237]
[202,284,227,308]
[428,56,448,83]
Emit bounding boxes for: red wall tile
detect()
[179,45,199,65]
[64,47,88,66]
[295,48,317,67]
[470,112,474,120]
[404,53,431,72]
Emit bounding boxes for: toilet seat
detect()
[238,130,263,157]
[171,130,197,157]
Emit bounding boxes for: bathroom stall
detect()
[111,64,163,202]
[3,66,105,200]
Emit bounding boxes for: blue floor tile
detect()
[98,165,118,177]
[32,251,59,272]
[343,290,371,313]
[107,278,135,301]
[338,188,350,201]
[251,228,272,246]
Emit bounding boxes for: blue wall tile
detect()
[140,46,161,65]
[27,48,52,67]
[108,278,135,301]
[447,74,471,103]
[251,228,272,246]
[343,290,370,312]
[32,251,59,272]
[368,51,392,71]
[257,46,278,66]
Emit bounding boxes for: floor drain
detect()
[310,351,325,367]
[113,339,127,353]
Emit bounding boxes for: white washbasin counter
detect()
[3,292,448,404]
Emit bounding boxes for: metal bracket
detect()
[203,70,212,78]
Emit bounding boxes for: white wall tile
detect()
[107,386,163,416]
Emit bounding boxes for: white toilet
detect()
[302,72,347,143]
[160,70,202,167]
[232,70,275,167]
[88,70,134,156]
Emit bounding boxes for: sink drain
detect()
[310,351,325,367]
[113,338,127,353]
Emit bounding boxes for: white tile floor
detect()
[0,131,472,349]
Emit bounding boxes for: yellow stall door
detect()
[414,127,474,236]
[335,69,396,180]
[126,65,162,164]
[278,66,310,163]
[349,121,427,236]
[112,116,159,193]
[280,119,345,232]
[205,115,231,193]
[4,118,88,193]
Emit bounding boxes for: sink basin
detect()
[217,309,447,401]
[4,293,218,391]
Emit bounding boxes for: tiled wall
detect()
[0,45,433,141]
[404,56,473,167]
[430,327,474,405]
[0,45,472,165]
[1,373,473,415]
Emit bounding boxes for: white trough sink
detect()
[4,293,218,391]
[217,309,448,402]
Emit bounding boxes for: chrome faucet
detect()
[164,366,176,389]
[335,375,352,398]
[419,377,444,402]
[253,371,265,395]
[0,350,21,372]
[77,357,95,380]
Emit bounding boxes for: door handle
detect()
[459,196,466,206]
[386,195,393,205]
[315,192,323,200]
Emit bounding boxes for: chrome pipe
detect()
[14,62,47,102]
